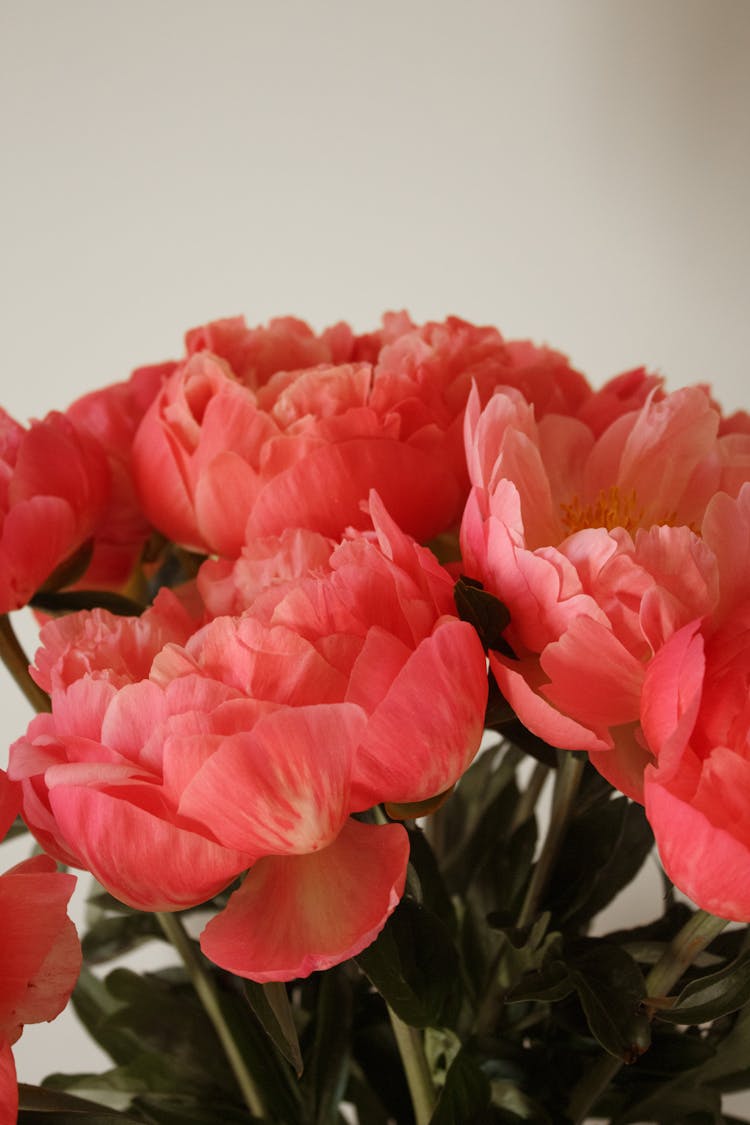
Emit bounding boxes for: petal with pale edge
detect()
[200,818,409,982]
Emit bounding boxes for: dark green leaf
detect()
[506,959,573,1003]
[546,795,654,928]
[454,576,513,656]
[82,913,164,965]
[356,897,460,1029]
[243,980,303,1076]
[656,949,750,1025]
[18,1084,140,1119]
[429,1048,491,1124]
[302,967,353,1125]
[406,827,457,937]
[567,941,651,1062]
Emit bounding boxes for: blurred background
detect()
[2,0,749,1114]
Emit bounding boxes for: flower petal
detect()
[200,818,409,981]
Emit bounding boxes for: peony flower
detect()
[10,497,487,981]
[460,381,750,800]
[0,770,81,1124]
[0,409,109,614]
[640,484,750,920]
[132,313,594,556]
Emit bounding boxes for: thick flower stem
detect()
[517,752,585,929]
[156,911,266,1121]
[387,1004,437,1125]
[566,909,729,1124]
[0,614,50,713]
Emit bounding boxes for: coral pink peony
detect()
[0,409,109,614]
[0,771,81,1124]
[640,484,750,920]
[461,381,750,800]
[132,313,594,555]
[10,497,487,980]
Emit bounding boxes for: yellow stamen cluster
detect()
[560,485,644,536]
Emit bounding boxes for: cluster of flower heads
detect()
[4,310,750,1011]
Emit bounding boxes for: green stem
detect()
[566,909,729,1124]
[0,613,50,713]
[387,1004,436,1125]
[156,912,266,1120]
[517,752,585,929]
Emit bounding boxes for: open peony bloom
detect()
[461,380,750,801]
[0,771,81,1125]
[9,497,487,981]
[132,313,592,556]
[0,409,109,614]
[640,485,750,920]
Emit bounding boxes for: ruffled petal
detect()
[350,620,487,809]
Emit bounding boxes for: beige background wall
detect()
[2,0,749,1114]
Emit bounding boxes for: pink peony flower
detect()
[10,498,487,980]
[131,313,594,556]
[0,770,81,1124]
[0,409,110,614]
[640,484,750,920]
[461,381,750,800]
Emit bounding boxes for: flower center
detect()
[560,485,645,536]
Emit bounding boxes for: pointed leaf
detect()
[454,576,513,656]
[244,980,303,1076]
[356,897,460,1029]
[656,949,750,1025]
[567,941,651,1062]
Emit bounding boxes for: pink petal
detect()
[48,787,249,910]
[490,653,611,753]
[646,769,750,921]
[350,619,487,810]
[540,615,644,728]
[248,439,462,543]
[640,620,705,777]
[200,818,409,982]
[179,703,367,855]
[0,772,20,841]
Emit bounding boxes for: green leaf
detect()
[356,897,461,1029]
[567,940,651,1062]
[656,949,750,1025]
[17,1084,141,1120]
[453,576,513,656]
[506,959,573,1004]
[82,913,164,965]
[406,827,458,937]
[243,980,303,1076]
[546,793,654,928]
[429,1049,491,1124]
[302,967,353,1125]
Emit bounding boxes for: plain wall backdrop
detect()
[1,0,749,1115]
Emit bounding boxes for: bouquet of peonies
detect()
[2,312,750,1125]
